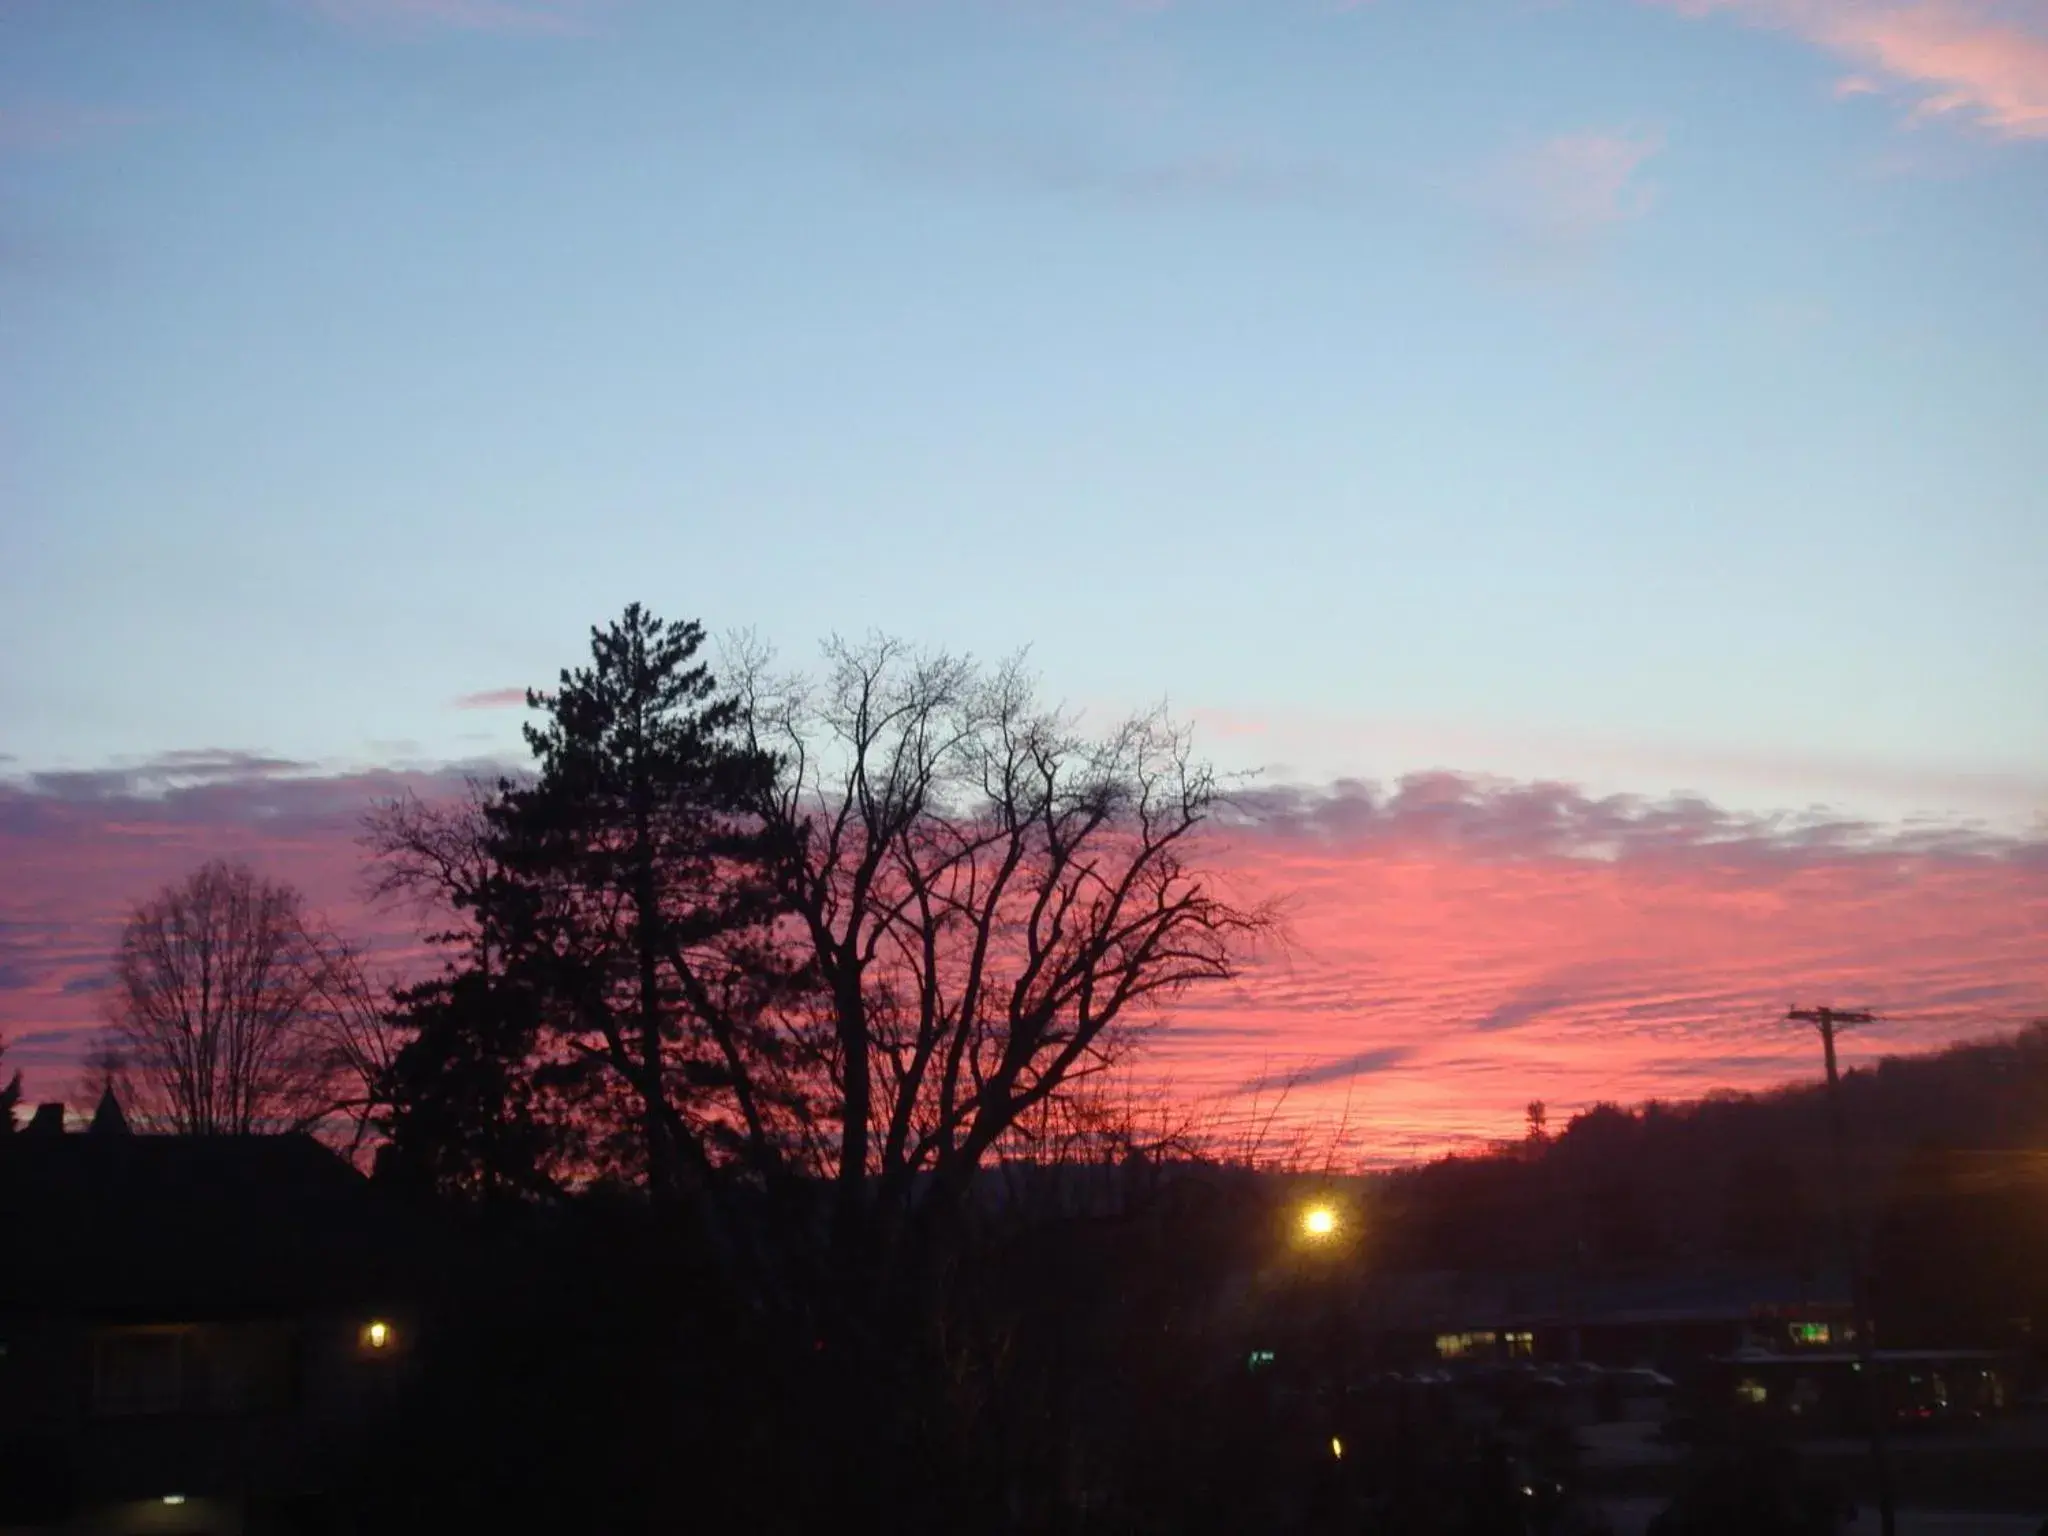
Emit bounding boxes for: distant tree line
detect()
[1363,1023,2048,1343]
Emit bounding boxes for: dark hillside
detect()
[1366,1023,2048,1341]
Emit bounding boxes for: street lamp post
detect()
[1295,1198,1348,1392]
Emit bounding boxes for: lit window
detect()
[1435,1331,1498,1360]
[1506,1331,1535,1358]
[1789,1322,1831,1346]
[1248,1349,1276,1371]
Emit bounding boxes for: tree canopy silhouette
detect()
[102,859,382,1139]
[372,611,1272,1278]
[371,606,793,1202]
[732,634,1274,1291]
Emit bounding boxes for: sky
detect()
[3,0,2045,1156]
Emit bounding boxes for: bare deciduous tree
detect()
[307,935,402,1156]
[731,635,1277,1281]
[106,858,381,1138]
[362,780,506,966]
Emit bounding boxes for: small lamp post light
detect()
[361,1319,394,1352]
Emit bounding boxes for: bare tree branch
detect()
[105,859,366,1138]
[727,635,1278,1283]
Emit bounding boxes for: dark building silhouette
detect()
[1359,1265,1857,1372]
[0,1099,435,1535]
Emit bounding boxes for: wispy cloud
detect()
[0,102,144,154]
[452,687,532,711]
[20,750,316,804]
[304,0,603,36]
[1650,0,2048,140]
[1239,1046,1415,1094]
[875,131,1374,213]
[1483,128,1664,261]
[1229,771,2048,860]
[1186,703,2048,825]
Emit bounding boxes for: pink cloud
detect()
[1510,130,1662,229]
[0,758,506,1099]
[451,687,532,711]
[1154,776,2048,1158]
[1480,128,1664,272]
[1189,708,1270,739]
[1650,0,2048,140]
[5,761,2042,1162]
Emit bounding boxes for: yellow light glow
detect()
[364,1320,392,1350]
[1301,1204,1338,1239]
[1330,1436,1344,1460]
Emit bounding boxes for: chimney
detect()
[26,1102,66,1136]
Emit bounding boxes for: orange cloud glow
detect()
[1157,777,2048,1158]
[4,765,2042,1162]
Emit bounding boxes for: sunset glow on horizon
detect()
[3,757,2040,1161]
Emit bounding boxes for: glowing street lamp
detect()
[361,1319,393,1351]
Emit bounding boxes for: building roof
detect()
[0,1128,438,1317]
[1363,1265,1854,1331]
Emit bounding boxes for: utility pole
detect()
[1788,1005,1895,1536]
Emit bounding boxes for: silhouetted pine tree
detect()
[376,605,800,1203]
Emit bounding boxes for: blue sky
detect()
[4,0,2045,826]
